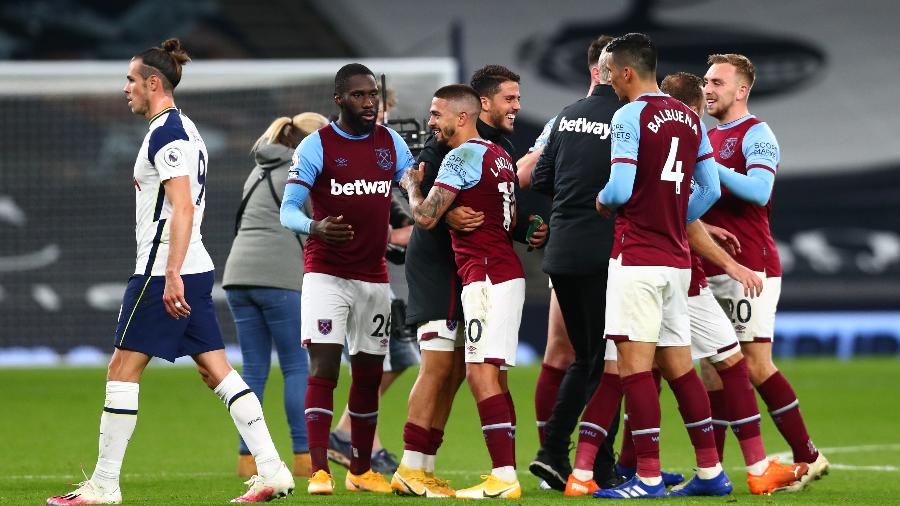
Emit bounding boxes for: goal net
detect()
[0,58,456,363]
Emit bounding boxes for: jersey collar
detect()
[148,107,177,125]
[716,114,756,130]
[331,121,373,140]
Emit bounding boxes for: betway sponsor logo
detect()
[557,116,611,138]
[330,178,391,196]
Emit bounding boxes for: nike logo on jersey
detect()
[330,178,391,197]
[557,116,611,138]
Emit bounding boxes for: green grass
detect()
[2,358,899,505]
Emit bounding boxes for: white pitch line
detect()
[10,444,900,480]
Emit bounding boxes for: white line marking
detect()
[11,444,900,481]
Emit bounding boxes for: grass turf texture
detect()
[2,358,897,505]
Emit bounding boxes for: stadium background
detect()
[1,0,898,361]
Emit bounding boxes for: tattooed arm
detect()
[401,162,458,230]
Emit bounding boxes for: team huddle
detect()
[47,32,828,505]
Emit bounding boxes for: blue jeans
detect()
[226,287,309,454]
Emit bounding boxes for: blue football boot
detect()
[593,475,667,499]
[615,464,685,487]
[668,470,733,497]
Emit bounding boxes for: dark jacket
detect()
[531,84,621,275]
[404,118,518,325]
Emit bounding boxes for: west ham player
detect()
[280,63,415,495]
[47,39,294,506]
[569,70,807,488]
[664,71,810,493]
[701,54,828,485]
[402,84,526,499]
[591,33,728,499]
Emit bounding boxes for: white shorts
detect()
[461,276,525,367]
[300,272,391,356]
[417,319,464,352]
[707,273,781,342]
[603,256,691,346]
[604,286,741,364]
[688,287,741,363]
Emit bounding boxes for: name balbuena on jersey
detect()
[132,108,213,276]
[609,94,714,268]
[433,139,525,285]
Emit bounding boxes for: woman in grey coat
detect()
[223,112,328,478]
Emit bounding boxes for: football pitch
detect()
[3,358,898,505]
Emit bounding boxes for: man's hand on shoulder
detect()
[445,206,484,233]
[311,215,354,245]
[400,161,425,191]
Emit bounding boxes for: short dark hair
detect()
[334,63,376,95]
[469,65,520,98]
[134,38,190,92]
[605,32,657,77]
[661,72,705,112]
[433,84,481,115]
[587,35,614,70]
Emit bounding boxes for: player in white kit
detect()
[47,39,293,505]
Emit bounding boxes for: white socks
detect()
[423,453,436,474]
[747,458,769,476]
[91,381,139,492]
[491,466,517,482]
[696,463,724,480]
[401,450,425,470]
[573,468,594,482]
[215,370,280,478]
[637,475,663,486]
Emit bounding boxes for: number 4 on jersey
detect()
[661,137,684,194]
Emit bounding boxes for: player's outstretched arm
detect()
[717,165,774,206]
[718,121,779,206]
[516,148,542,189]
[687,220,762,298]
[280,183,353,244]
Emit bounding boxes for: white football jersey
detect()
[132,107,213,276]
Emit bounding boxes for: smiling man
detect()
[402,84,527,499]
[700,54,828,487]
[279,63,415,496]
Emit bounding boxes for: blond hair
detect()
[707,53,756,87]
[252,112,329,153]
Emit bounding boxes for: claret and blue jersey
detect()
[432,138,524,286]
[598,93,720,269]
[280,121,414,283]
[703,114,782,277]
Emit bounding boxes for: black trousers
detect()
[544,272,620,481]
